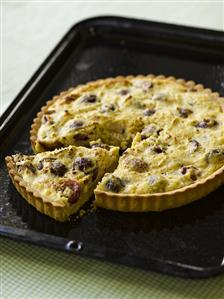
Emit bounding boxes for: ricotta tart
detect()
[20,75,224,212]
[6,144,119,221]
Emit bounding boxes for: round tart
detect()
[6,144,119,221]
[27,75,224,212]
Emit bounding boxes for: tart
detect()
[24,75,224,212]
[5,144,119,221]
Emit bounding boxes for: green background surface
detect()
[1,237,224,299]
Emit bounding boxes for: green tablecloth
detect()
[1,237,224,299]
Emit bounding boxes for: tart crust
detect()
[6,156,68,221]
[94,166,224,211]
[28,74,224,212]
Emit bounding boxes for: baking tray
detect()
[1,16,224,278]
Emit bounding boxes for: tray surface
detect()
[1,16,224,278]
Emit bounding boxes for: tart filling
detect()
[6,144,119,221]
[32,76,224,152]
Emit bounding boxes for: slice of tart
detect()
[6,144,119,221]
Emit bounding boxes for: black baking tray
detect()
[1,16,224,278]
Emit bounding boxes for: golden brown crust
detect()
[94,165,224,211]
[5,156,68,221]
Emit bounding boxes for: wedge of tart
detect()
[6,144,119,221]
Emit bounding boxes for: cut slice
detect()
[6,144,119,221]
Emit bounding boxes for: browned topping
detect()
[196,119,218,128]
[181,166,188,175]
[210,149,224,156]
[141,135,147,140]
[153,146,165,154]
[100,104,116,113]
[26,163,36,174]
[45,110,55,114]
[73,157,93,173]
[177,107,192,118]
[64,96,74,103]
[119,89,129,96]
[69,120,83,128]
[127,158,148,172]
[190,174,197,181]
[61,180,81,204]
[50,161,67,176]
[82,94,97,103]
[181,166,200,180]
[36,158,56,170]
[143,109,156,116]
[43,115,54,124]
[134,102,146,109]
[189,86,202,92]
[15,157,35,173]
[157,129,163,135]
[206,148,224,161]
[37,161,44,170]
[63,95,79,103]
[190,139,200,152]
[105,176,125,192]
[91,143,110,150]
[73,134,89,141]
[92,167,98,181]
